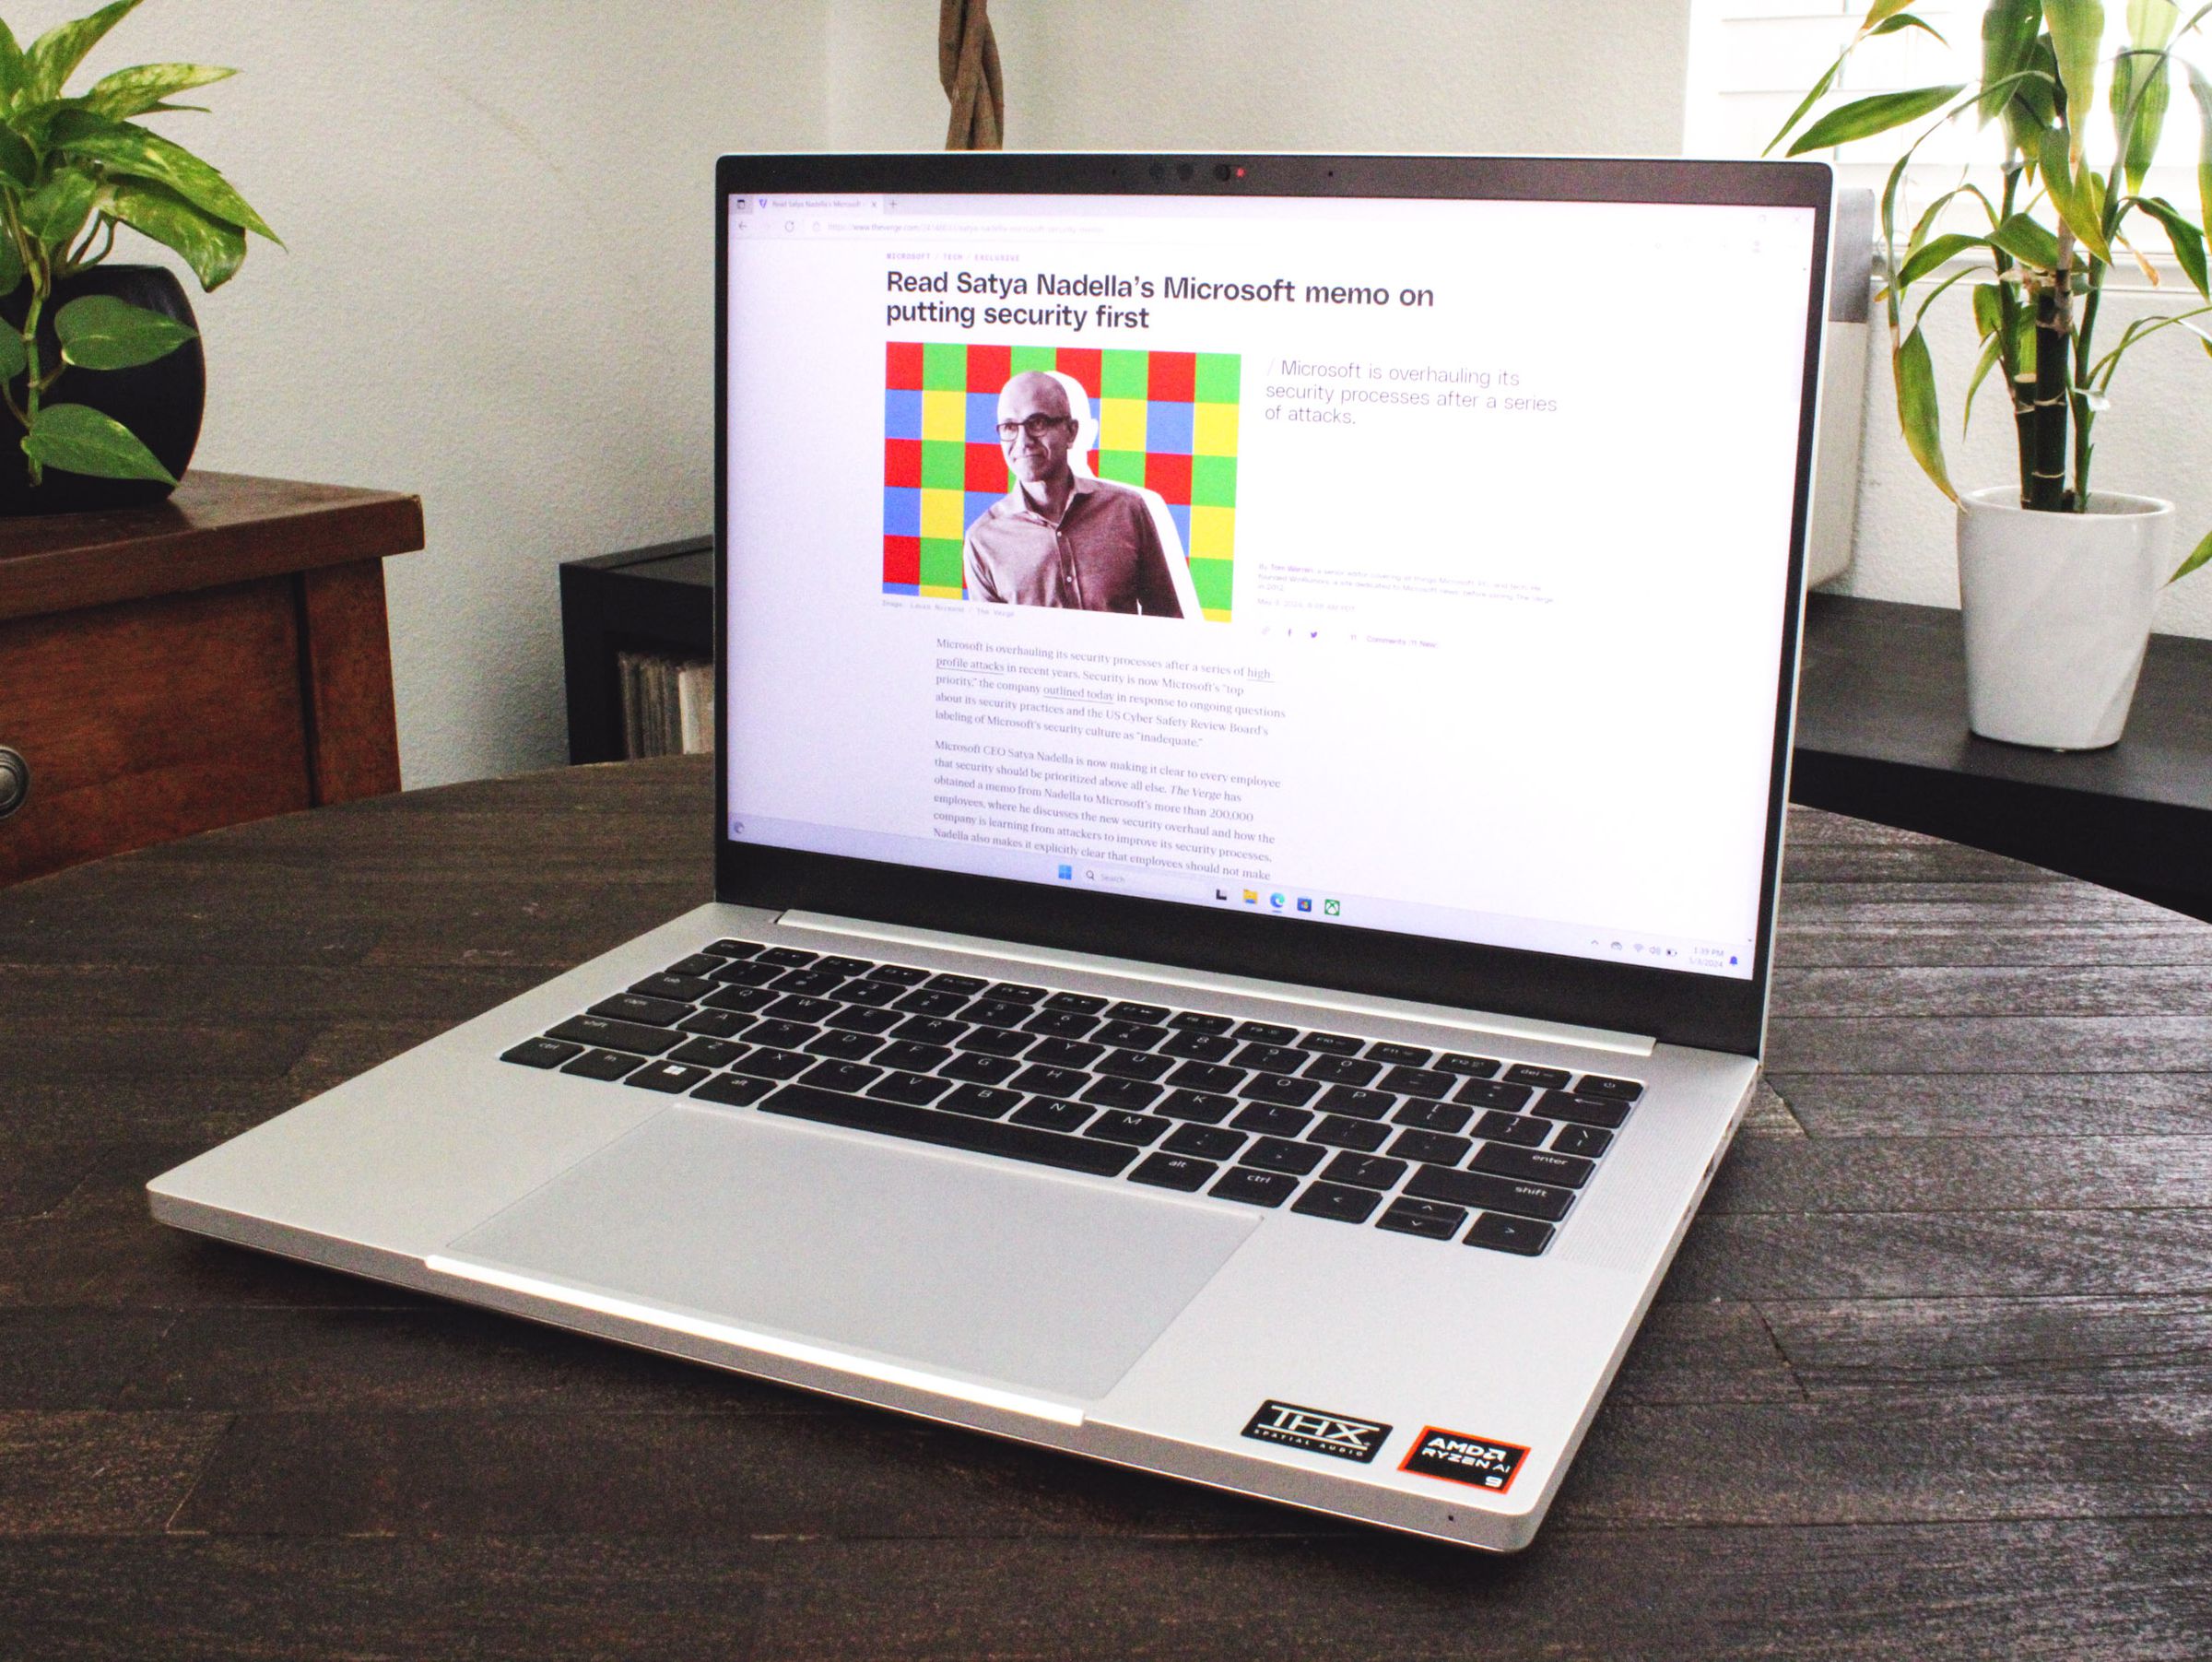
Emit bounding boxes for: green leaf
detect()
[22,400,174,482]
[2190,65,2212,253]
[1787,83,1966,155]
[0,232,22,299]
[19,170,96,249]
[2040,126,2114,259]
[2128,0,2181,50]
[79,62,235,121]
[2172,524,2212,582]
[1897,231,1986,286]
[1895,324,1955,500]
[54,292,195,369]
[105,177,244,289]
[0,327,22,383]
[0,123,34,187]
[1973,280,2006,336]
[1982,0,2044,126]
[1991,210,2065,265]
[1872,12,1948,42]
[2046,0,2106,151]
[50,116,276,242]
[1862,0,1924,28]
[24,0,147,102]
[1964,330,2006,430]
[0,21,27,111]
[2135,194,2210,293]
[1766,54,1844,156]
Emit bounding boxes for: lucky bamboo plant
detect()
[1770,0,2212,582]
[0,0,275,488]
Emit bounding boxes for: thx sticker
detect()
[1400,1426,1530,1493]
[1241,1399,1393,1464]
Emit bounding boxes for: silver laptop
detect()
[149,153,1831,1552]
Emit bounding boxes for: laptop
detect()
[149,152,1831,1552]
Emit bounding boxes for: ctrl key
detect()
[1209,1167,1299,1208]
[1464,1211,1554,1256]
[503,1038,582,1069]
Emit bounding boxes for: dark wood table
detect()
[3,756,2206,1659]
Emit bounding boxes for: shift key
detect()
[547,1014,683,1056]
[1404,1165,1574,1222]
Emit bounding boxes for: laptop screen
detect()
[723,172,1819,988]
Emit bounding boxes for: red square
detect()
[884,438,922,488]
[1084,448,1100,477]
[1145,452,1192,504]
[1147,350,1196,402]
[1056,348,1102,399]
[886,341,924,390]
[967,343,1011,393]
[965,442,1007,492]
[882,535,920,585]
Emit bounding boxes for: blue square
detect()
[885,387,924,439]
[1146,398,1194,455]
[882,582,918,596]
[1296,898,1312,913]
[883,486,921,536]
[1057,864,1073,879]
[1168,502,1192,555]
[967,391,1003,442]
[965,489,1001,530]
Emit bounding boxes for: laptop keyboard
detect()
[499,938,1646,1258]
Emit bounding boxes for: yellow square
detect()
[921,488,968,539]
[922,389,966,442]
[1194,400,1238,454]
[1190,505,1235,559]
[919,583,965,599]
[1098,396,1147,452]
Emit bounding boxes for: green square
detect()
[1097,449,1147,486]
[1191,455,1237,508]
[920,536,965,589]
[1010,345,1057,373]
[920,440,965,489]
[1194,353,1240,403]
[923,342,968,391]
[1100,350,1148,398]
[1189,557,1233,613]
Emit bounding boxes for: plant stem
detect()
[2072,256,2106,509]
[1997,166,2034,504]
[2027,242,2073,512]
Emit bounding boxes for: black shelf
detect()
[559,536,713,764]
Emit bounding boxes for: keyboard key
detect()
[1096,1048,1173,1082]
[959,997,1034,1029]
[874,1040,953,1073]
[730,1047,813,1080]
[1230,1102,1312,1137]
[1155,1089,1237,1124]
[1378,1065,1457,1099]
[1291,1182,1381,1223]
[771,969,845,996]
[547,1015,683,1056]
[1472,1144,1595,1188]
[1319,1153,1406,1190]
[1456,1079,1535,1111]
[1095,1020,1171,1051]
[1008,1064,1088,1099]
[1465,1212,1555,1256]
[1537,1090,1634,1129]
[1552,1124,1614,1159]
[1160,1030,1238,1063]
[1473,1111,1553,1148]
[502,1038,582,1069]
[1298,1032,1364,1055]
[1028,1038,1104,1068]
[1023,1009,1100,1040]
[987,982,1047,1003]
[702,982,781,1015]
[1307,1115,1391,1152]
[1406,1167,1574,1222]
[1436,1052,1501,1078]
[559,1047,641,1081]
[709,960,782,988]
[1010,1098,1092,1132]
[1314,1085,1394,1121]
[1107,1000,1171,1023]
[1504,1064,1571,1090]
[1211,1166,1298,1207]
[701,939,764,960]
[815,956,875,977]
[1168,1011,1234,1034]
[1239,1073,1321,1107]
[764,996,839,1024]
[679,1008,756,1040]
[1081,1076,1164,1111]
[866,1071,953,1106]
[1167,1061,1247,1094]
[925,972,989,996]
[628,1060,715,1094]
[1368,1042,1433,1067]
[1163,1124,1246,1160]
[1394,1099,1472,1134]
[1045,992,1108,1014]
[691,1071,774,1107]
[826,1005,902,1036]
[1241,1137,1325,1175]
[670,1036,747,1068]
[836,979,906,1008]
[1232,1042,1307,1074]
[1233,1020,1298,1044]
[799,1060,883,1095]
[1302,1054,1381,1086]
[1576,1075,1644,1102]
[630,972,715,1004]
[941,1052,1022,1085]
[1387,1128,1472,1167]
[1129,1152,1217,1191]
[1377,1197,1468,1240]
[746,1019,817,1051]
[804,1030,886,1061]
[1084,1111,1170,1146]
[891,1016,969,1046]
[940,1083,1021,1118]
[760,1083,1135,1176]
[865,964,931,985]
[758,947,818,967]
[589,994,691,1028]
[896,988,971,1018]
[956,1025,1035,1057]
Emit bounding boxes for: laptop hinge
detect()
[779,911,1656,1058]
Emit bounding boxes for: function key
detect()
[702,939,764,959]
[1233,1020,1299,1044]
[758,947,818,967]
[1045,991,1109,1015]
[1298,1032,1363,1055]
[1536,1090,1632,1130]
[1552,1124,1613,1159]
[1436,1052,1500,1078]
[925,972,990,996]
[1169,1011,1235,1034]
[987,983,1048,1003]
[1464,1212,1554,1256]
[559,1047,641,1080]
[1503,1064,1571,1090]
[1577,1075,1645,1102]
[1376,1197,1467,1241]
[867,964,933,985]
[1107,1000,1171,1023]
[663,953,728,978]
[1367,1042,1433,1067]
[816,955,876,976]
[1209,1167,1300,1208]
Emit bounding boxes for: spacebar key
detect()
[760,1083,1137,1176]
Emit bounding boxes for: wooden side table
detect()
[0,471,425,885]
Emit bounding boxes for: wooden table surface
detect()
[3,756,2206,1659]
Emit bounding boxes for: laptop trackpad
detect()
[440,1103,1258,1404]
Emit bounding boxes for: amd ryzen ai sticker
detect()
[1400,1426,1529,1492]
[1241,1399,1393,1464]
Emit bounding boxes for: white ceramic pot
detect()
[1955,486,2173,749]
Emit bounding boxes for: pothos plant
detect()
[1770,0,2212,583]
[0,0,275,489]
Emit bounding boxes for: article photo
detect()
[882,341,1239,620]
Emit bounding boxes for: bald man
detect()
[962,371,1186,616]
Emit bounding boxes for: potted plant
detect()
[0,0,275,514]
[1772,0,2211,748]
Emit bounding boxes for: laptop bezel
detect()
[712,152,1830,1057]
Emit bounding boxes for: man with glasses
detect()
[962,370,1187,617]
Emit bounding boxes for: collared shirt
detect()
[962,474,1185,616]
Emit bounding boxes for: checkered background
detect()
[881,341,1240,619]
